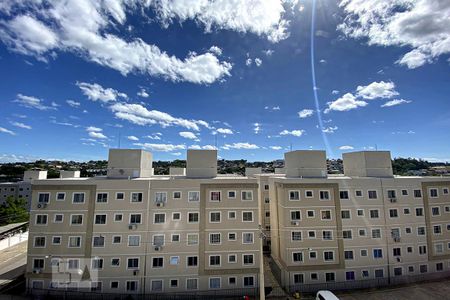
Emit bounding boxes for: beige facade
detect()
[25,149,450,294]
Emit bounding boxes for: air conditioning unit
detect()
[291,221,300,226]
[154,246,161,251]
[389,198,397,203]
[128,224,137,230]
[37,203,47,209]
[156,202,165,207]
[133,269,140,276]
[33,269,42,274]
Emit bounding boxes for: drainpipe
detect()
[380,178,391,284]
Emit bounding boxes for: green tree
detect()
[0,196,29,226]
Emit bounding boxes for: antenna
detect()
[214,134,218,149]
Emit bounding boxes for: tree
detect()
[0,196,29,226]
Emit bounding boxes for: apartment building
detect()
[26,149,261,294]
[269,150,450,290]
[0,170,46,208]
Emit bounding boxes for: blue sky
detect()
[0,0,449,162]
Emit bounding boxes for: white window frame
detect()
[72,192,85,204]
[56,192,65,201]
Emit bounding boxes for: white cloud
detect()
[356,81,399,100]
[246,58,252,66]
[179,131,199,141]
[134,143,186,152]
[137,88,149,98]
[86,126,107,139]
[279,129,304,137]
[253,123,261,134]
[86,126,102,132]
[324,93,368,113]
[215,128,233,135]
[222,142,259,150]
[66,99,81,107]
[298,109,314,118]
[270,146,282,150]
[264,49,274,56]
[13,93,56,110]
[322,126,338,133]
[127,135,139,141]
[10,121,31,129]
[152,0,291,43]
[171,152,182,156]
[77,82,127,103]
[319,59,326,64]
[381,99,412,107]
[265,106,280,111]
[339,145,354,150]
[110,103,207,131]
[209,45,222,56]
[189,144,217,150]
[0,1,232,84]
[0,127,16,135]
[332,90,339,95]
[146,133,162,140]
[254,58,262,66]
[338,0,450,69]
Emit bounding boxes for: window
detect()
[186,278,198,290]
[307,210,315,218]
[153,235,164,247]
[264,184,269,190]
[436,262,444,271]
[243,211,253,222]
[408,266,414,273]
[414,189,422,198]
[56,193,65,201]
[346,271,355,281]
[305,190,313,198]
[127,258,139,269]
[368,190,377,199]
[171,234,180,242]
[407,246,413,253]
[387,190,396,199]
[94,214,107,225]
[228,233,236,241]
[430,188,438,198]
[310,273,318,280]
[321,210,331,220]
[244,276,255,287]
[210,212,221,223]
[34,236,45,247]
[292,252,303,262]
[360,249,368,257]
[32,259,44,271]
[419,245,427,255]
[68,236,81,248]
[420,265,428,273]
[116,192,124,200]
[187,256,198,267]
[416,207,424,216]
[357,209,364,216]
[67,259,79,270]
[323,230,333,240]
[394,267,402,276]
[209,278,221,289]
[372,229,381,238]
[325,273,335,282]
[375,269,384,278]
[340,191,349,199]
[389,209,398,218]
[228,211,236,219]
[38,193,50,203]
[373,249,383,258]
[111,281,119,289]
[362,270,369,278]
[188,191,199,202]
[228,254,237,263]
[417,226,425,235]
[393,248,401,256]
[308,231,316,239]
[404,208,410,215]
[265,211,270,217]
[292,231,302,241]
[114,214,123,222]
[341,210,351,219]
[188,212,199,223]
[324,251,334,261]
[126,281,138,291]
[71,214,83,225]
[242,191,253,200]
[289,191,300,200]
[432,207,440,216]
[155,192,166,203]
[243,232,254,244]
[170,279,178,288]
[210,191,221,201]
[187,234,198,245]
[36,214,48,225]
[52,236,61,245]
[173,191,181,199]
[405,227,412,234]
[227,190,236,198]
[209,233,221,245]
[435,243,444,254]
[291,211,301,221]
[130,214,141,224]
[433,225,442,234]
[154,213,166,224]
[132,192,143,203]
[209,255,221,266]
[359,229,366,236]
[370,209,379,218]
[309,251,317,259]
[355,190,363,197]
[93,236,105,247]
[152,257,164,268]
[111,258,120,267]
[96,193,108,203]
[401,189,408,196]
[264,197,270,203]
[243,254,254,265]
[343,230,352,239]
[92,258,103,270]
[73,193,85,203]
[128,235,140,247]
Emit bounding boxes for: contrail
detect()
[310,0,333,156]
